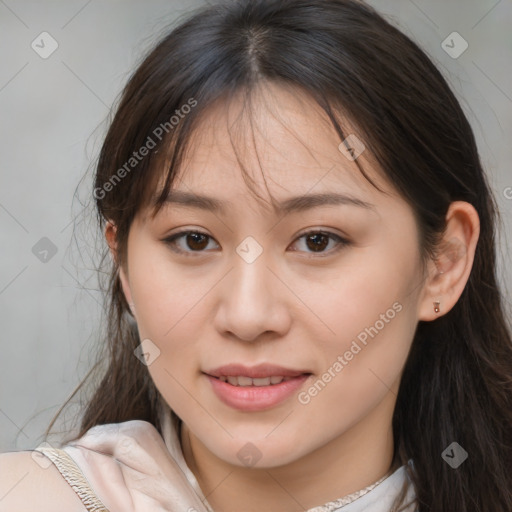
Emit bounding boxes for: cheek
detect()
[128,244,215,342]
[301,238,420,407]
[126,248,213,409]
[303,237,419,352]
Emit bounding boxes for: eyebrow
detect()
[155,190,375,214]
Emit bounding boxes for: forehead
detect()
[158,82,393,209]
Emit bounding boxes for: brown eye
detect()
[185,232,209,250]
[289,230,349,257]
[305,233,329,252]
[163,230,218,256]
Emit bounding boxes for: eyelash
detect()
[162,229,350,258]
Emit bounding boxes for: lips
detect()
[203,363,312,411]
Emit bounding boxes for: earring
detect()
[433,301,441,314]
[129,302,136,313]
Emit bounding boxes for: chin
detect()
[204,433,310,469]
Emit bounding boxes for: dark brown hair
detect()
[46,1,512,510]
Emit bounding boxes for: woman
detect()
[1,0,511,511]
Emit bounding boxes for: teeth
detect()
[252,377,271,386]
[238,376,253,386]
[217,376,293,386]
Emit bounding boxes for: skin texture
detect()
[106,83,479,512]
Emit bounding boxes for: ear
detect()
[105,221,136,316]
[418,201,480,321]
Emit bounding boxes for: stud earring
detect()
[433,301,441,314]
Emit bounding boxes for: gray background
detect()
[1,0,511,451]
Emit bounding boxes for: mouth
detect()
[203,364,312,411]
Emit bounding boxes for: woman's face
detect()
[117,84,428,468]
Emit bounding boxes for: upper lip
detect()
[204,363,311,379]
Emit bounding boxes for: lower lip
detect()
[205,374,311,411]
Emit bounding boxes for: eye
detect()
[163,229,349,257]
[163,230,219,256]
[289,230,350,257]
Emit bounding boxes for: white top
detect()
[36,401,417,512]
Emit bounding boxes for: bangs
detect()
[139,81,384,224]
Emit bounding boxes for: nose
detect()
[213,254,292,342]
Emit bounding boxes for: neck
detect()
[180,392,398,512]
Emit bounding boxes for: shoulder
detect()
[0,450,88,512]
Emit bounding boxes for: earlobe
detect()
[418,201,480,322]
